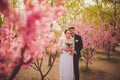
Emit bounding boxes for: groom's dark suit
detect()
[74,34,83,80]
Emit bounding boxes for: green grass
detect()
[80,66,91,74]
[79,58,84,61]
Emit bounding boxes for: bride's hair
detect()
[69,27,75,30]
[60,29,70,42]
[64,29,69,34]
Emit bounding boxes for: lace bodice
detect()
[60,38,74,50]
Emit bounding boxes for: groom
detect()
[69,27,83,80]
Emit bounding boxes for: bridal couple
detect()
[59,27,83,80]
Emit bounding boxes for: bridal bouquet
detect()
[65,41,75,55]
[65,41,73,47]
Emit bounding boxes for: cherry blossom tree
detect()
[30,27,60,80]
[0,0,66,80]
[75,21,96,70]
[95,22,119,60]
[73,19,120,69]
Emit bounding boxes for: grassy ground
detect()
[15,47,120,80]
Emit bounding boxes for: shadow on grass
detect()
[97,57,120,63]
[80,66,107,80]
[96,51,106,55]
[114,51,120,56]
[96,51,120,56]
[80,58,84,61]
[80,66,91,75]
[15,77,39,80]
[15,77,53,80]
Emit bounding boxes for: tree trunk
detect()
[86,60,89,70]
[48,55,52,66]
[107,51,110,60]
[41,76,45,80]
[8,62,23,80]
[8,45,26,80]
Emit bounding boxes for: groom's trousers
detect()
[73,54,80,80]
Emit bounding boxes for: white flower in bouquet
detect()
[65,41,73,47]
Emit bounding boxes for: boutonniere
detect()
[75,39,78,42]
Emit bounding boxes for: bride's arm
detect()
[63,46,72,52]
[69,45,76,55]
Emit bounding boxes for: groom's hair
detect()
[69,27,75,30]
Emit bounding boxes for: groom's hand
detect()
[74,51,77,54]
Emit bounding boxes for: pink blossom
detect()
[0,0,9,16]
[0,0,66,79]
[38,0,48,4]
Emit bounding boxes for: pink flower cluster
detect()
[0,0,66,79]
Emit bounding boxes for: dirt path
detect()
[15,47,120,80]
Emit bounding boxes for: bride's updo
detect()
[64,29,69,34]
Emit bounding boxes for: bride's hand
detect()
[69,49,75,55]
[64,47,71,52]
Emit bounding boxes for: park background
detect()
[0,0,120,80]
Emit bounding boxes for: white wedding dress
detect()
[59,36,74,80]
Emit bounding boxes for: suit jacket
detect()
[74,34,83,57]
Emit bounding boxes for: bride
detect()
[59,29,75,80]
